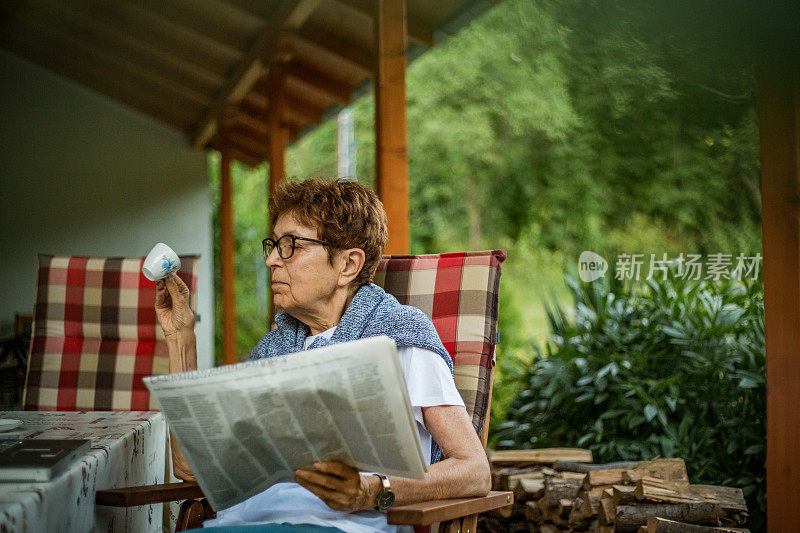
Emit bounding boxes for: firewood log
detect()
[646,517,751,533]
[613,485,638,505]
[635,478,748,522]
[584,458,689,490]
[494,466,541,490]
[488,505,513,519]
[578,487,606,519]
[514,475,546,502]
[491,467,514,490]
[584,468,629,488]
[568,496,587,528]
[622,459,689,487]
[507,472,542,492]
[488,448,593,467]
[616,502,724,533]
[525,500,543,522]
[555,460,639,473]
[687,486,747,513]
[635,477,691,502]
[536,497,555,522]
[544,476,583,507]
[599,497,616,525]
[558,498,573,519]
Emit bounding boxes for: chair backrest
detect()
[373,250,506,443]
[23,254,199,411]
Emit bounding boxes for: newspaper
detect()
[144,335,427,511]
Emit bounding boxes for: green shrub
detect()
[493,271,765,531]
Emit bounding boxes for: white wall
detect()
[0,49,215,369]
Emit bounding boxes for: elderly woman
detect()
[155,178,490,532]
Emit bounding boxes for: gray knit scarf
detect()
[249,283,453,464]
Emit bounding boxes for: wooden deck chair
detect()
[96,250,513,532]
[23,254,199,411]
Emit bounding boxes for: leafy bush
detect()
[493,271,765,530]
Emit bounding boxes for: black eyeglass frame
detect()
[262,235,330,260]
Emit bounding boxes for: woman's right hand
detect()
[155,273,195,337]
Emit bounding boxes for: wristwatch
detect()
[373,474,395,512]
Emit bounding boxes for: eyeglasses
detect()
[262,234,329,260]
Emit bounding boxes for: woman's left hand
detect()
[295,461,375,512]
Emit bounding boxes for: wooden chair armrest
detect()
[386,491,513,526]
[96,481,204,507]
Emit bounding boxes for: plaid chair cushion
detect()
[23,254,199,411]
[373,250,506,437]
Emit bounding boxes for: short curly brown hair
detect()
[269,178,388,288]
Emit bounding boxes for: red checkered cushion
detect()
[374,250,506,436]
[23,254,199,411]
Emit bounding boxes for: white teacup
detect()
[143,243,181,281]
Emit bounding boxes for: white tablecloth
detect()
[0,411,167,533]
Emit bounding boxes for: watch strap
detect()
[373,473,394,512]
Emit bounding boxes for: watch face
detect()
[378,490,395,510]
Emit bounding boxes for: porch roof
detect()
[0,0,495,166]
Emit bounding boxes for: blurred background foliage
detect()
[207,0,763,526]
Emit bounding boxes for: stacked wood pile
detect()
[478,449,750,533]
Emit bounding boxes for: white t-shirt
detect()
[204,328,465,532]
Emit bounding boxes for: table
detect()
[0,411,167,533]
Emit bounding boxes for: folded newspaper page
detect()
[144,335,427,511]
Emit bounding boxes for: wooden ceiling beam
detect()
[331,0,435,48]
[144,0,266,41]
[235,97,303,137]
[114,0,249,59]
[227,110,300,144]
[192,0,323,148]
[232,149,262,168]
[36,0,226,91]
[211,139,263,168]
[225,127,268,157]
[0,33,195,132]
[285,62,352,106]
[284,107,316,128]
[295,24,374,75]
[228,111,270,139]
[242,80,325,126]
[283,94,325,124]
[215,0,275,22]
[241,88,268,110]
[59,0,233,79]
[90,0,243,65]
[3,1,216,107]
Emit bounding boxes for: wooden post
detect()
[759,48,800,531]
[266,62,289,326]
[374,0,410,254]
[219,150,238,365]
[267,63,288,197]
